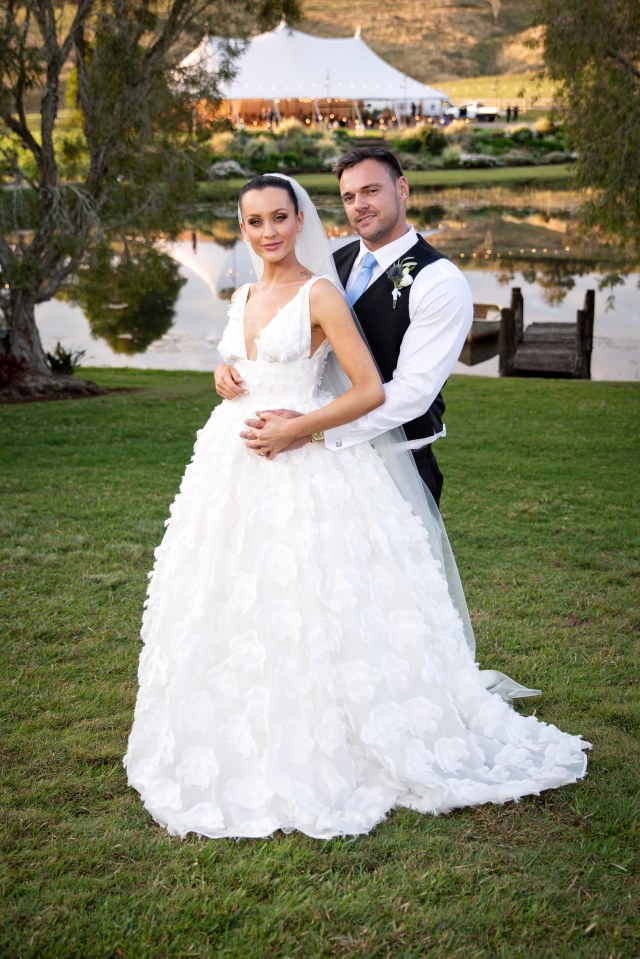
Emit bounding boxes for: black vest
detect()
[333,235,447,442]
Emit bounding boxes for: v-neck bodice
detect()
[216,274,333,410]
[219,275,331,365]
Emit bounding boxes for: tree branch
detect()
[58,0,94,66]
[0,4,43,162]
[604,48,640,81]
[0,142,38,189]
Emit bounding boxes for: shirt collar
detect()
[354,225,418,274]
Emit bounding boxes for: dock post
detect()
[499,306,516,376]
[511,287,524,344]
[575,289,595,379]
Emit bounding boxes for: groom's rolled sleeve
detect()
[324,260,473,451]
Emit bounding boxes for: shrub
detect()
[415,124,446,156]
[509,126,536,146]
[241,134,273,162]
[533,116,557,136]
[395,151,434,171]
[277,117,306,135]
[390,133,422,154]
[459,152,502,168]
[540,151,576,164]
[537,135,568,152]
[0,352,27,388]
[389,124,446,156]
[46,342,86,374]
[443,120,468,138]
[208,130,234,155]
[442,145,462,168]
[500,148,537,166]
[208,159,252,178]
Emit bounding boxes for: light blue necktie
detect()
[347,252,377,306]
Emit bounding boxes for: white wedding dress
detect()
[123,276,590,840]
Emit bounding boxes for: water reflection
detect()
[458,333,500,367]
[36,206,640,381]
[61,240,185,354]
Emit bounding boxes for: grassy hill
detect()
[298,0,545,83]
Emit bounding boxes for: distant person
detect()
[513,104,519,121]
[506,105,512,123]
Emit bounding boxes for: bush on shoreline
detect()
[205,118,349,178]
[1,115,573,188]
[204,119,572,177]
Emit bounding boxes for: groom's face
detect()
[339,159,409,250]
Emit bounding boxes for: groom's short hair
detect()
[333,148,404,182]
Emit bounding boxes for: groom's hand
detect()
[240,409,309,455]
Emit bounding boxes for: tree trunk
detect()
[6,290,51,376]
[1,287,103,402]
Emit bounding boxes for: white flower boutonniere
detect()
[386,257,418,309]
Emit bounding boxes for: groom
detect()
[243,147,472,505]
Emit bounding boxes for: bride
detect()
[123,173,590,840]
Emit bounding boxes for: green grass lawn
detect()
[2,370,638,958]
[199,164,576,203]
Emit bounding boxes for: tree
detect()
[540,0,640,258]
[0,0,297,395]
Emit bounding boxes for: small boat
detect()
[468,303,501,342]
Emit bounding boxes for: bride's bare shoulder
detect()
[309,275,345,303]
[309,277,352,330]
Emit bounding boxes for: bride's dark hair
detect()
[239,175,299,215]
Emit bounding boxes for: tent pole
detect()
[232,101,241,125]
[393,101,401,129]
[313,99,322,124]
[273,100,282,124]
[353,99,364,128]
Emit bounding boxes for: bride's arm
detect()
[254,279,384,457]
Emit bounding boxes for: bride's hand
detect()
[241,410,306,459]
[213,364,248,399]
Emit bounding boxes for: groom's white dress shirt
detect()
[324,226,473,452]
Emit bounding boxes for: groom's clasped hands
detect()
[240,409,305,458]
[213,364,303,458]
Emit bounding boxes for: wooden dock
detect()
[499,287,595,379]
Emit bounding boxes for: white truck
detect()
[446,101,500,122]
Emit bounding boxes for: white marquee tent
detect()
[180,23,449,123]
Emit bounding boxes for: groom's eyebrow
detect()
[341,182,381,199]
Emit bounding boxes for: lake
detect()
[36,209,640,382]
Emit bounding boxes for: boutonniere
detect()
[386,257,418,309]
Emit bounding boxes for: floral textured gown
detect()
[123,276,590,840]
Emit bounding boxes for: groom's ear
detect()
[398,176,410,202]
